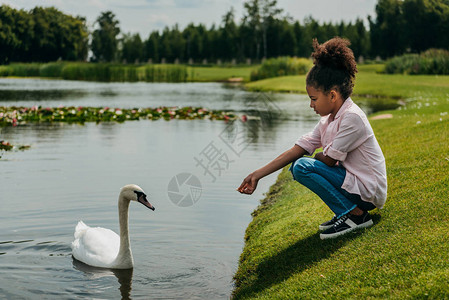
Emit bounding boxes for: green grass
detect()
[233,66,449,298]
[245,64,449,98]
[244,65,449,113]
[187,65,257,82]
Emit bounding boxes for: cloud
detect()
[146,13,173,29]
[173,0,205,9]
[86,0,108,9]
[144,0,175,6]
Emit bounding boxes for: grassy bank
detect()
[188,65,257,82]
[0,62,256,82]
[245,64,449,98]
[233,67,449,298]
[245,64,449,113]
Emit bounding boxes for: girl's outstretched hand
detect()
[237,146,305,195]
[237,172,259,194]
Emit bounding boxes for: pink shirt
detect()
[296,98,387,208]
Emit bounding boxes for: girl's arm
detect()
[314,152,337,167]
[237,144,306,195]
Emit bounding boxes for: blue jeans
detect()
[290,157,375,218]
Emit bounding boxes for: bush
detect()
[0,66,10,76]
[385,49,449,75]
[8,63,41,77]
[250,57,312,81]
[39,63,64,78]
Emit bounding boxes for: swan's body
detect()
[71,184,155,269]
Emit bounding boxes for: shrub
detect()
[385,49,449,75]
[39,63,65,78]
[0,66,10,76]
[8,63,41,77]
[250,57,312,81]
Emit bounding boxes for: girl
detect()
[237,37,387,239]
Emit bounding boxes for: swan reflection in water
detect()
[72,257,134,299]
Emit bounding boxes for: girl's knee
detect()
[290,157,315,178]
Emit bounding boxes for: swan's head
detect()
[120,184,155,211]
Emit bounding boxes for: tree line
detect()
[369,0,449,58]
[1,0,448,65]
[0,6,88,63]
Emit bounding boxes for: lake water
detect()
[0,78,319,299]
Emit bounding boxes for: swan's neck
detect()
[114,196,134,268]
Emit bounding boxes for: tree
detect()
[278,19,296,56]
[121,33,144,63]
[238,19,253,60]
[183,24,206,62]
[293,21,309,57]
[169,24,186,62]
[159,27,172,62]
[242,0,283,60]
[198,24,211,61]
[144,31,160,63]
[353,19,370,60]
[369,0,406,58]
[218,8,239,61]
[338,21,360,59]
[303,16,328,45]
[403,0,449,52]
[158,25,186,62]
[260,0,282,59]
[0,6,33,63]
[0,5,87,63]
[91,11,120,62]
[207,24,220,61]
[69,15,89,61]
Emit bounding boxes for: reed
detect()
[61,63,110,81]
[138,65,188,82]
[60,63,188,82]
[0,62,190,82]
[5,63,41,77]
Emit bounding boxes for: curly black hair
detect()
[306,37,358,99]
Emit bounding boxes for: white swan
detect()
[71,184,155,269]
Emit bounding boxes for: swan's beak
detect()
[138,194,155,211]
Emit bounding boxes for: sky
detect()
[2,0,378,38]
